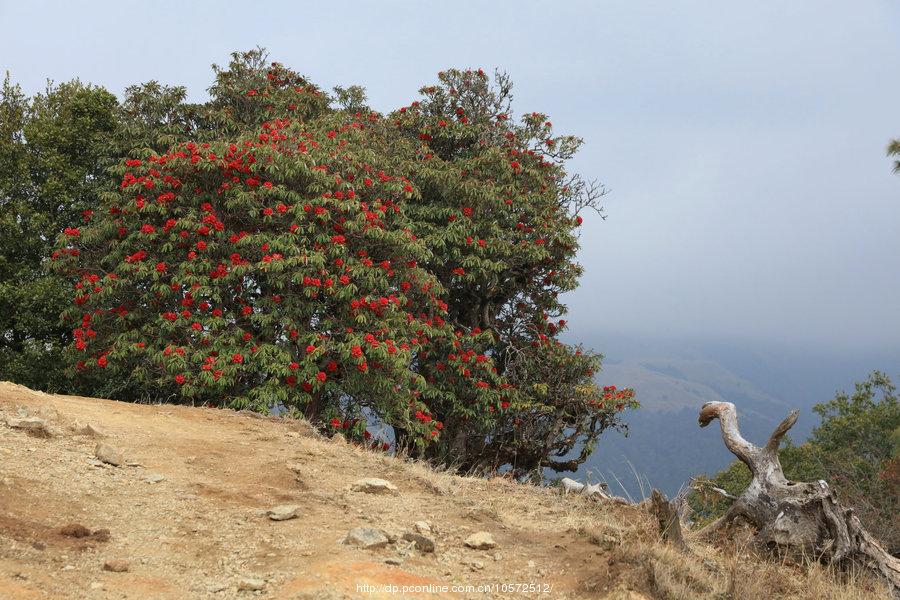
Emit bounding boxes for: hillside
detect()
[0,382,891,599]
[569,334,900,497]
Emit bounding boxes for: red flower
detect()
[175,374,186,384]
[306,345,316,354]
[316,371,326,382]
[231,353,244,364]
[155,262,166,273]
[242,306,253,316]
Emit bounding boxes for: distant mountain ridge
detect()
[563,332,900,498]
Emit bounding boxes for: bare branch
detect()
[764,409,799,456]
[698,402,759,469]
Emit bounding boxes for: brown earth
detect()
[0,382,892,599]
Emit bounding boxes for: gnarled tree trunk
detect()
[698,401,900,598]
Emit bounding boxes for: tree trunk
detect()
[698,401,900,598]
[651,489,688,552]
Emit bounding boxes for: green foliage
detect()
[690,372,900,552]
[0,74,118,391]
[7,50,635,476]
[889,138,900,173]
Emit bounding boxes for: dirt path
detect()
[0,382,641,599]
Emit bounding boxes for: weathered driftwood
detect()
[650,488,688,552]
[698,401,900,597]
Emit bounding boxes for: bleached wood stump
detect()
[698,401,899,598]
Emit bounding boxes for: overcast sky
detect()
[2,0,899,352]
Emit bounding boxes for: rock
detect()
[350,478,399,495]
[401,532,435,553]
[464,531,497,550]
[343,527,390,549]
[385,557,403,566]
[92,528,111,542]
[60,523,91,538]
[265,505,300,521]
[469,559,485,571]
[73,421,106,437]
[5,417,51,437]
[206,581,229,593]
[103,559,129,573]
[237,578,265,591]
[94,443,124,466]
[413,521,432,535]
[381,530,399,543]
[144,473,166,484]
[89,582,103,590]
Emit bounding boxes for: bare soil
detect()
[0,382,891,599]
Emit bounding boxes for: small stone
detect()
[94,443,124,466]
[265,505,299,521]
[73,421,106,437]
[343,527,390,549]
[401,532,435,553]
[350,478,399,495]
[527,560,536,569]
[381,530,399,544]
[32,541,46,551]
[5,417,51,437]
[237,578,265,591]
[89,582,103,590]
[413,521,432,535]
[385,557,403,566]
[144,473,166,484]
[60,523,91,538]
[92,528,111,542]
[207,581,228,593]
[464,531,497,550]
[103,559,129,573]
[469,560,485,571]
[62,565,75,571]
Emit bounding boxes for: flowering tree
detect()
[51,51,635,475]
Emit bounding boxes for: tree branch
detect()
[698,402,759,469]
[764,409,799,456]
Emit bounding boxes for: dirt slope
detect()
[0,382,891,599]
